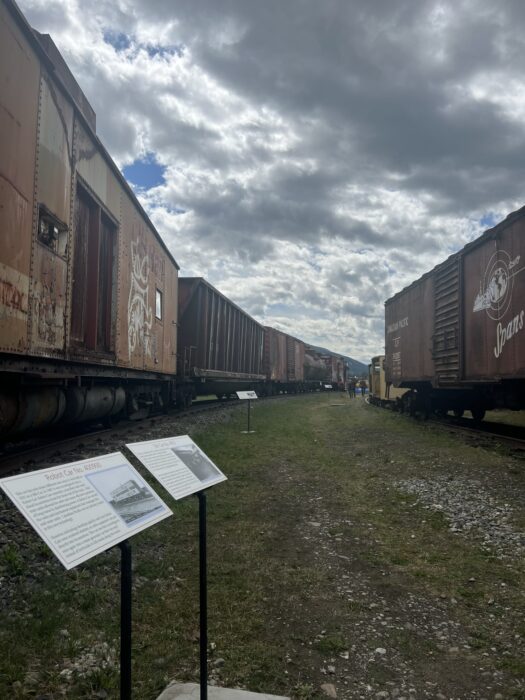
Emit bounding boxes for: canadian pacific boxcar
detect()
[177,278,265,402]
[0,0,180,433]
[385,207,525,420]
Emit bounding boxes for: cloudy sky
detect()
[19,0,525,363]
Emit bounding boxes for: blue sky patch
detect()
[103,30,132,52]
[123,155,166,190]
[480,212,498,230]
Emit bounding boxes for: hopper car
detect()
[385,207,525,420]
[177,277,265,403]
[0,0,349,437]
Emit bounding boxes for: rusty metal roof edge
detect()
[3,0,180,272]
[384,203,525,306]
[179,277,264,328]
[263,326,305,345]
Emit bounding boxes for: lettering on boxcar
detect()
[128,240,153,358]
[387,317,408,334]
[494,310,524,359]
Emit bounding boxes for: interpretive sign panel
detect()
[0,453,172,570]
[236,390,258,400]
[324,384,333,389]
[126,435,227,500]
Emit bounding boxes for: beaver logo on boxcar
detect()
[473,250,525,359]
[473,250,520,321]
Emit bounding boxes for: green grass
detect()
[0,394,524,698]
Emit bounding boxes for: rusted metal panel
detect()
[385,274,435,386]
[463,214,525,380]
[76,123,121,219]
[264,327,287,382]
[37,75,74,226]
[179,278,265,379]
[0,3,40,353]
[32,30,96,132]
[30,243,67,351]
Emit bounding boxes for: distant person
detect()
[348,379,356,398]
[359,379,367,397]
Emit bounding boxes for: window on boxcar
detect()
[155,288,163,320]
[38,206,68,257]
[71,183,117,353]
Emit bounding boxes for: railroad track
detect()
[433,416,525,453]
[366,398,525,453]
[0,398,236,477]
[0,391,316,477]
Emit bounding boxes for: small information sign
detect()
[324,384,333,389]
[0,453,172,570]
[126,435,227,500]
[236,390,258,400]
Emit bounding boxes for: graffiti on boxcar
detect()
[33,278,65,346]
[0,280,26,315]
[128,240,153,358]
[0,265,29,322]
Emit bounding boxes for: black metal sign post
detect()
[119,540,132,700]
[198,491,208,700]
[247,399,252,433]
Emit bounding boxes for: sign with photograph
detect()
[126,435,227,500]
[0,453,172,570]
[236,391,258,400]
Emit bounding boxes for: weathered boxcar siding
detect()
[293,338,305,382]
[385,275,435,386]
[0,3,40,353]
[264,327,288,382]
[29,73,75,353]
[463,217,525,380]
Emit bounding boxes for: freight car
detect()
[263,327,308,394]
[304,346,347,390]
[0,0,180,433]
[177,277,265,403]
[368,355,408,409]
[385,207,525,420]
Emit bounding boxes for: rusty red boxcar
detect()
[263,327,306,393]
[0,0,180,433]
[178,278,265,400]
[385,206,525,419]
